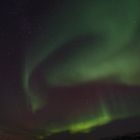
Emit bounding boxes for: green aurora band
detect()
[23,0,140,136]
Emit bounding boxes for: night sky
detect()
[1,0,140,140]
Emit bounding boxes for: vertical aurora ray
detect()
[23,0,140,136]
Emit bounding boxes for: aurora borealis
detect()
[1,0,140,139]
[21,0,140,138]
